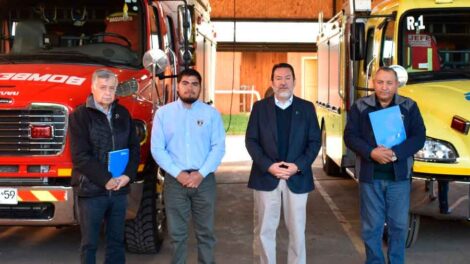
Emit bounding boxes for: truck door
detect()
[149,3,175,107]
[380,19,396,68]
[163,15,178,103]
[358,20,387,96]
[357,27,376,99]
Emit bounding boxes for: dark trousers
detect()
[164,173,216,264]
[78,194,127,264]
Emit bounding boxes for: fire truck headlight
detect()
[116,78,139,97]
[134,120,147,145]
[414,137,458,163]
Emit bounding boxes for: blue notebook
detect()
[108,148,129,178]
[368,105,407,148]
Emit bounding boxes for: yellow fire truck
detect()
[317,0,470,246]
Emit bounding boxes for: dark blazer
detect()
[245,96,321,194]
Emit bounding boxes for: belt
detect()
[184,170,215,175]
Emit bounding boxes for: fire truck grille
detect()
[0,105,67,156]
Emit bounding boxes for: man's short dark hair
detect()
[177,68,202,84]
[376,66,398,81]
[271,63,296,81]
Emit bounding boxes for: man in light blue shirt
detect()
[151,68,225,264]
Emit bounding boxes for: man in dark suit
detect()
[245,63,321,264]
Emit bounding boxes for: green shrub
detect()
[222,113,250,135]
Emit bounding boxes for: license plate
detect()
[0,188,18,205]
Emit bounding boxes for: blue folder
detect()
[368,105,407,148]
[108,148,129,178]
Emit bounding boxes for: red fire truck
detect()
[0,0,216,253]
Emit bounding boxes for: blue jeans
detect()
[78,194,127,264]
[164,173,216,264]
[360,180,410,264]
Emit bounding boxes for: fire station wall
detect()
[215,51,316,115]
[211,0,335,20]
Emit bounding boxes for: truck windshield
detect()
[399,9,470,82]
[0,0,144,68]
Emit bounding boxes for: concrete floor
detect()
[0,136,469,263]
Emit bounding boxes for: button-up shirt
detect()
[93,98,112,123]
[274,95,293,110]
[151,99,226,178]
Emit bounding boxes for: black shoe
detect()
[439,204,451,214]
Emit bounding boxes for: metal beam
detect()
[217,42,317,52]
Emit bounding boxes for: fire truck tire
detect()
[382,213,420,248]
[405,213,420,248]
[321,126,341,176]
[125,175,165,253]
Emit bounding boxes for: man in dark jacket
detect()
[246,63,321,264]
[70,69,140,264]
[344,67,426,264]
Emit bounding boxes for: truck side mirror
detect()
[389,65,408,87]
[143,49,169,75]
[178,5,193,44]
[350,22,365,60]
[179,46,195,66]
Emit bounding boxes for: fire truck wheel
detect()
[382,212,420,248]
[125,172,165,253]
[321,126,341,176]
[405,213,420,248]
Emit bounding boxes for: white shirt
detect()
[274,95,293,110]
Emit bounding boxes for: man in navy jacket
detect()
[344,67,426,264]
[246,63,321,264]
